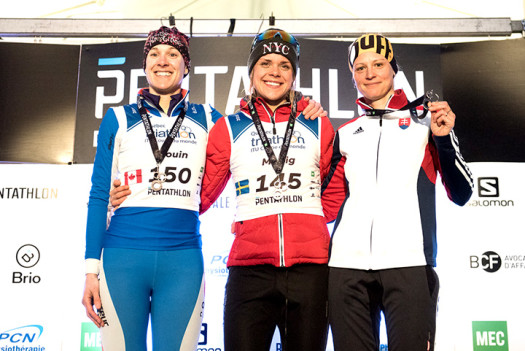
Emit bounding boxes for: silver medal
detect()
[151,179,163,191]
[273,180,288,200]
[151,170,166,191]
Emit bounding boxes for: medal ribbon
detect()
[137,95,187,167]
[247,97,298,175]
[364,90,438,119]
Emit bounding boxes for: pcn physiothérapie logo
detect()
[472,321,508,350]
[0,324,44,345]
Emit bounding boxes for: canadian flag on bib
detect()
[124,169,143,185]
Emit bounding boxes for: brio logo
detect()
[16,245,40,268]
[0,325,43,344]
[13,244,42,284]
[80,322,102,351]
[472,321,508,350]
[470,251,502,273]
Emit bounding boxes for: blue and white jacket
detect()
[85,89,221,273]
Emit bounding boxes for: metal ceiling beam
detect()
[0,18,522,38]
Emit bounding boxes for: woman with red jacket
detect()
[200,28,334,351]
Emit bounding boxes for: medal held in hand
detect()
[364,89,440,120]
[423,89,439,109]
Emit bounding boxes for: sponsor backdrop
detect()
[73,37,442,163]
[1,163,523,351]
[0,37,524,351]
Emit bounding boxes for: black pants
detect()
[224,264,329,351]
[329,266,439,351]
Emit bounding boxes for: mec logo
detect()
[80,322,101,350]
[478,177,499,197]
[472,321,508,350]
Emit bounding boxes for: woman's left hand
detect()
[303,97,328,120]
[428,100,455,136]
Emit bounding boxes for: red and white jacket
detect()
[201,95,335,267]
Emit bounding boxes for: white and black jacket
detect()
[322,89,473,270]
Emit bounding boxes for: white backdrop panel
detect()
[0,162,523,351]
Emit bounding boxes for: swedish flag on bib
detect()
[235,179,249,196]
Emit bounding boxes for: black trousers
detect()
[224,264,329,351]
[329,265,439,351]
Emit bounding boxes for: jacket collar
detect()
[138,88,189,117]
[356,89,408,112]
[239,92,307,122]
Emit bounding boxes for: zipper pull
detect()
[271,117,277,135]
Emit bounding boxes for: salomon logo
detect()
[478,177,498,197]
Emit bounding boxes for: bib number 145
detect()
[255,173,301,193]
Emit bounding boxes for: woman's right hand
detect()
[110,179,131,209]
[82,273,104,328]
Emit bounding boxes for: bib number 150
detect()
[149,166,192,184]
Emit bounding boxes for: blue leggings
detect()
[98,247,205,351]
